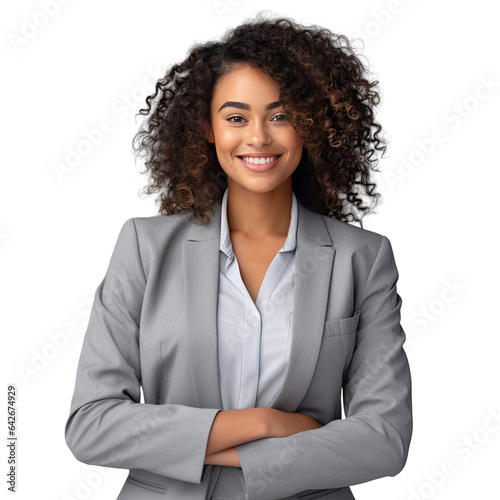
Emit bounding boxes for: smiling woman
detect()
[129,14,387,226]
[65,13,412,500]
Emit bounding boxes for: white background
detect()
[2,0,499,498]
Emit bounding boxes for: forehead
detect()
[211,64,280,105]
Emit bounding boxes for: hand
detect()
[265,408,323,438]
[205,408,270,456]
[204,446,241,467]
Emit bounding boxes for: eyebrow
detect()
[217,100,282,112]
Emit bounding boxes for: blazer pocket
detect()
[324,310,360,337]
[126,474,168,494]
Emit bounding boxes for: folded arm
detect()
[65,219,221,484]
[235,236,413,499]
[204,408,323,466]
[65,218,324,484]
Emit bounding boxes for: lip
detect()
[237,154,282,172]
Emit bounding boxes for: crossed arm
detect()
[66,220,411,499]
[204,407,323,467]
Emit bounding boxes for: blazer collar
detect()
[183,195,335,411]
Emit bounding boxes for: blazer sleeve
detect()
[64,218,220,484]
[236,235,413,500]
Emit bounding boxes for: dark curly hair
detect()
[132,13,387,225]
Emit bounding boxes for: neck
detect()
[226,180,292,239]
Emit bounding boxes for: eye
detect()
[227,115,246,123]
[271,113,288,122]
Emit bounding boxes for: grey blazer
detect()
[65,196,412,500]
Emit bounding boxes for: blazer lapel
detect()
[184,202,224,409]
[183,197,335,412]
[271,199,335,411]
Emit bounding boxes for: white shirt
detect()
[217,186,298,409]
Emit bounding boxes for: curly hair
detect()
[132,13,387,225]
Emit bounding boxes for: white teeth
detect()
[242,156,277,164]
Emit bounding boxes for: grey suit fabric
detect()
[64,196,412,499]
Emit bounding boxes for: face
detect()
[206,64,303,194]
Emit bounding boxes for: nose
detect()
[245,119,272,148]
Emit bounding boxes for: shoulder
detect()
[131,212,193,230]
[319,214,386,254]
[317,215,400,312]
[316,213,399,279]
[119,212,195,241]
[111,213,199,275]
[111,213,196,260]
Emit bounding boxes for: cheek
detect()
[215,129,240,153]
[223,129,239,143]
[213,132,239,168]
[288,138,304,159]
[281,129,303,153]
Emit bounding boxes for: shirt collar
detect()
[220,186,298,262]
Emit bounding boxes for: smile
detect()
[237,155,282,172]
[240,155,279,164]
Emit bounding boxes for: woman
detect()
[65,15,412,500]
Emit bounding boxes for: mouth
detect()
[237,154,282,172]
[237,154,282,165]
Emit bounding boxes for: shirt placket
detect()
[228,247,293,409]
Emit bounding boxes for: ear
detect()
[203,120,215,143]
